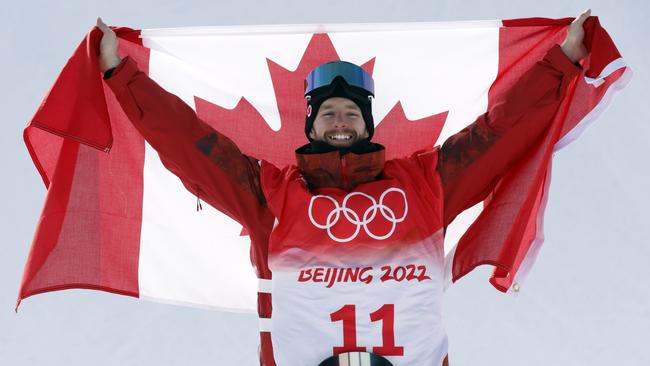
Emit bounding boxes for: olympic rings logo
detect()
[308,188,408,243]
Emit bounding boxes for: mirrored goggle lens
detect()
[304,61,374,96]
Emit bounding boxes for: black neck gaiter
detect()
[295,139,385,157]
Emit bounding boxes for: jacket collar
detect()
[295,140,385,191]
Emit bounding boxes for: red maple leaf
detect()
[195,33,448,168]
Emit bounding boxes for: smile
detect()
[328,134,353,141]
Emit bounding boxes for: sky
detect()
[2,0,649,365]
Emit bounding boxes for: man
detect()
[96,10,589,366]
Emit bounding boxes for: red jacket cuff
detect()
[545,44,582,77]
[104,56,139,95]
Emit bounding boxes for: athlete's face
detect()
[310,97,369,148]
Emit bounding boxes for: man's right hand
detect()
[560,9,591,63]
[96,17,121,72]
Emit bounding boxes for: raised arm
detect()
[97,18,270,230]
[438,10,589,226]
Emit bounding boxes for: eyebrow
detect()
[320,104,360,110]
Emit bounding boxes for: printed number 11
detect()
[330,304,405,356]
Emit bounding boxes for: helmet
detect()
[304,61,375,141]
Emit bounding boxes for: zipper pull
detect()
[341,156,349,189]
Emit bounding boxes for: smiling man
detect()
[96,10,590,366]
[310,97,369,146]
[304,62,374,150]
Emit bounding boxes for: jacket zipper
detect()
[341,156,349,189]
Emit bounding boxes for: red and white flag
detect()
[21,17,630,311]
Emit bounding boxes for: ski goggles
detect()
[304,61,375,97]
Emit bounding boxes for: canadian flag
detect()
[21,17,629,312]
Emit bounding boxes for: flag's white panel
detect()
[139,143,258,312]
[137,23,501,310]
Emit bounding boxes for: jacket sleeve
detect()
[104,56,269,230]
[437,44,582,227]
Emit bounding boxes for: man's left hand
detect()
[561,9,591,63]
